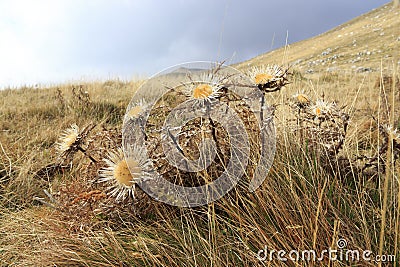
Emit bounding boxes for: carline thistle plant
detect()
[98,146,154,202]
[289,94,349,157]
[247,64,289,92]
[184,72,226,109]
[126,98,150,121]
[247,64,289,121]
[56,124,80,158]
[56,123,97,163]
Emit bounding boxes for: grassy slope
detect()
[236,3,399,72]
[0,3,399,267]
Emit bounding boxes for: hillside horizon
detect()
[236,2,399,73]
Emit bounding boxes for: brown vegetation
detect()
[0,3,399,266]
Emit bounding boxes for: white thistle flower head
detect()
[309,99,334,117]
[56,124,80,155]
[126,98,150,120]
[98,146,153,202]
[384,125,400,142]
[185,72,223,105]
[248,64,286,86]
[292,93,311,107]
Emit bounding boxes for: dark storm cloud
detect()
[65,0,387,75]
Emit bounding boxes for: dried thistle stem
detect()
[77,146,98,163]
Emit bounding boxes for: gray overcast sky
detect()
[0,0,389,88]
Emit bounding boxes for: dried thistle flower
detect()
[383,124,400,142]
[309,100,335,117]
[56,124,81,157]
[55,123,96,162]
[292,93,311,109]
[289,93,349,159]
[126,99,150,120]
[248,64,289,92]
[99,146,154,202]
[185,73,223,106]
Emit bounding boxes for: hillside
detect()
[237,3,399,73]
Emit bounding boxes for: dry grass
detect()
[0,64,398,266]
[1,4,400,267]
